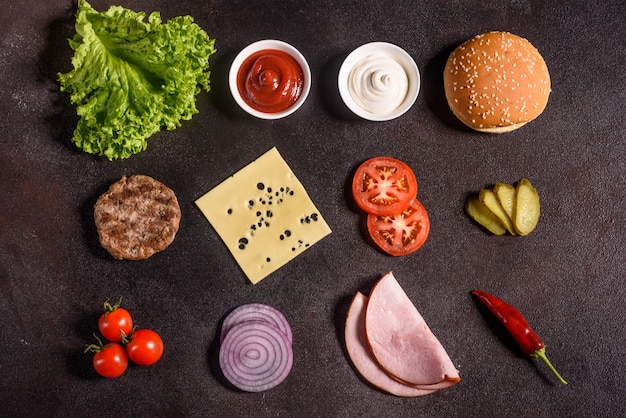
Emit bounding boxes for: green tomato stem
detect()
[532,347,568,385]
[103,297,123,313]
[84,334,104,353]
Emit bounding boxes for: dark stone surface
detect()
[1,0,624,416]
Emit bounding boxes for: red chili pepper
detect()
[471,289,567,385]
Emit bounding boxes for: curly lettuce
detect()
[58,0,216,159]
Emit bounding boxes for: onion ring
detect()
[219,320,293,392]
[220,303,292,344]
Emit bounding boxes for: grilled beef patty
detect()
[94,175,181,260]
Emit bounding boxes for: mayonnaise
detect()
[347,53,409,116]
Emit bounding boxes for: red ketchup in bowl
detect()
[237,49,304,113]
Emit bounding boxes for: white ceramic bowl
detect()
[229,40,311,120]
[338,42,420,121]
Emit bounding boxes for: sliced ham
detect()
[364,272,460,389]
[345,291,436,397]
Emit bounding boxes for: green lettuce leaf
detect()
[58,0,216,159]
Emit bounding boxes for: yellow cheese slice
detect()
[195,147,332,284]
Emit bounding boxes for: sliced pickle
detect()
[479,189,517,235]
[513,178,540,235]
[493,182,516,220]
[465,195,506,235]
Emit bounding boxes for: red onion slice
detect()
[219,320,293,392]
[220,303,292,344]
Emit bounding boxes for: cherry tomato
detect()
[126,329,164,366]
[98,299,133,342]
[89,341,129,378]
[367,198,430,256]
[352,157,418,216]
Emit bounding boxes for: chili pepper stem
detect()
[532,347,567,385]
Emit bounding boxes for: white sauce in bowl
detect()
[347,53,409,116]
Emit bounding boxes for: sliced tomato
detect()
[367,198,430,256]
[352,157,418,216]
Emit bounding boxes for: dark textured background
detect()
[1,0,625,416]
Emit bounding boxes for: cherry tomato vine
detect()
[84,298,164,378]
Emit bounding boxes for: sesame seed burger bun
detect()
[444,31,551,133]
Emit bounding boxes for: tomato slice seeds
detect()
[352,157,430,256]
[352,157,418,216]
[367,199,430,256]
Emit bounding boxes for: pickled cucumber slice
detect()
[513,178,540,235]
[479,189,517,235]
[493,182,516,220]
[465,195,507,235]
